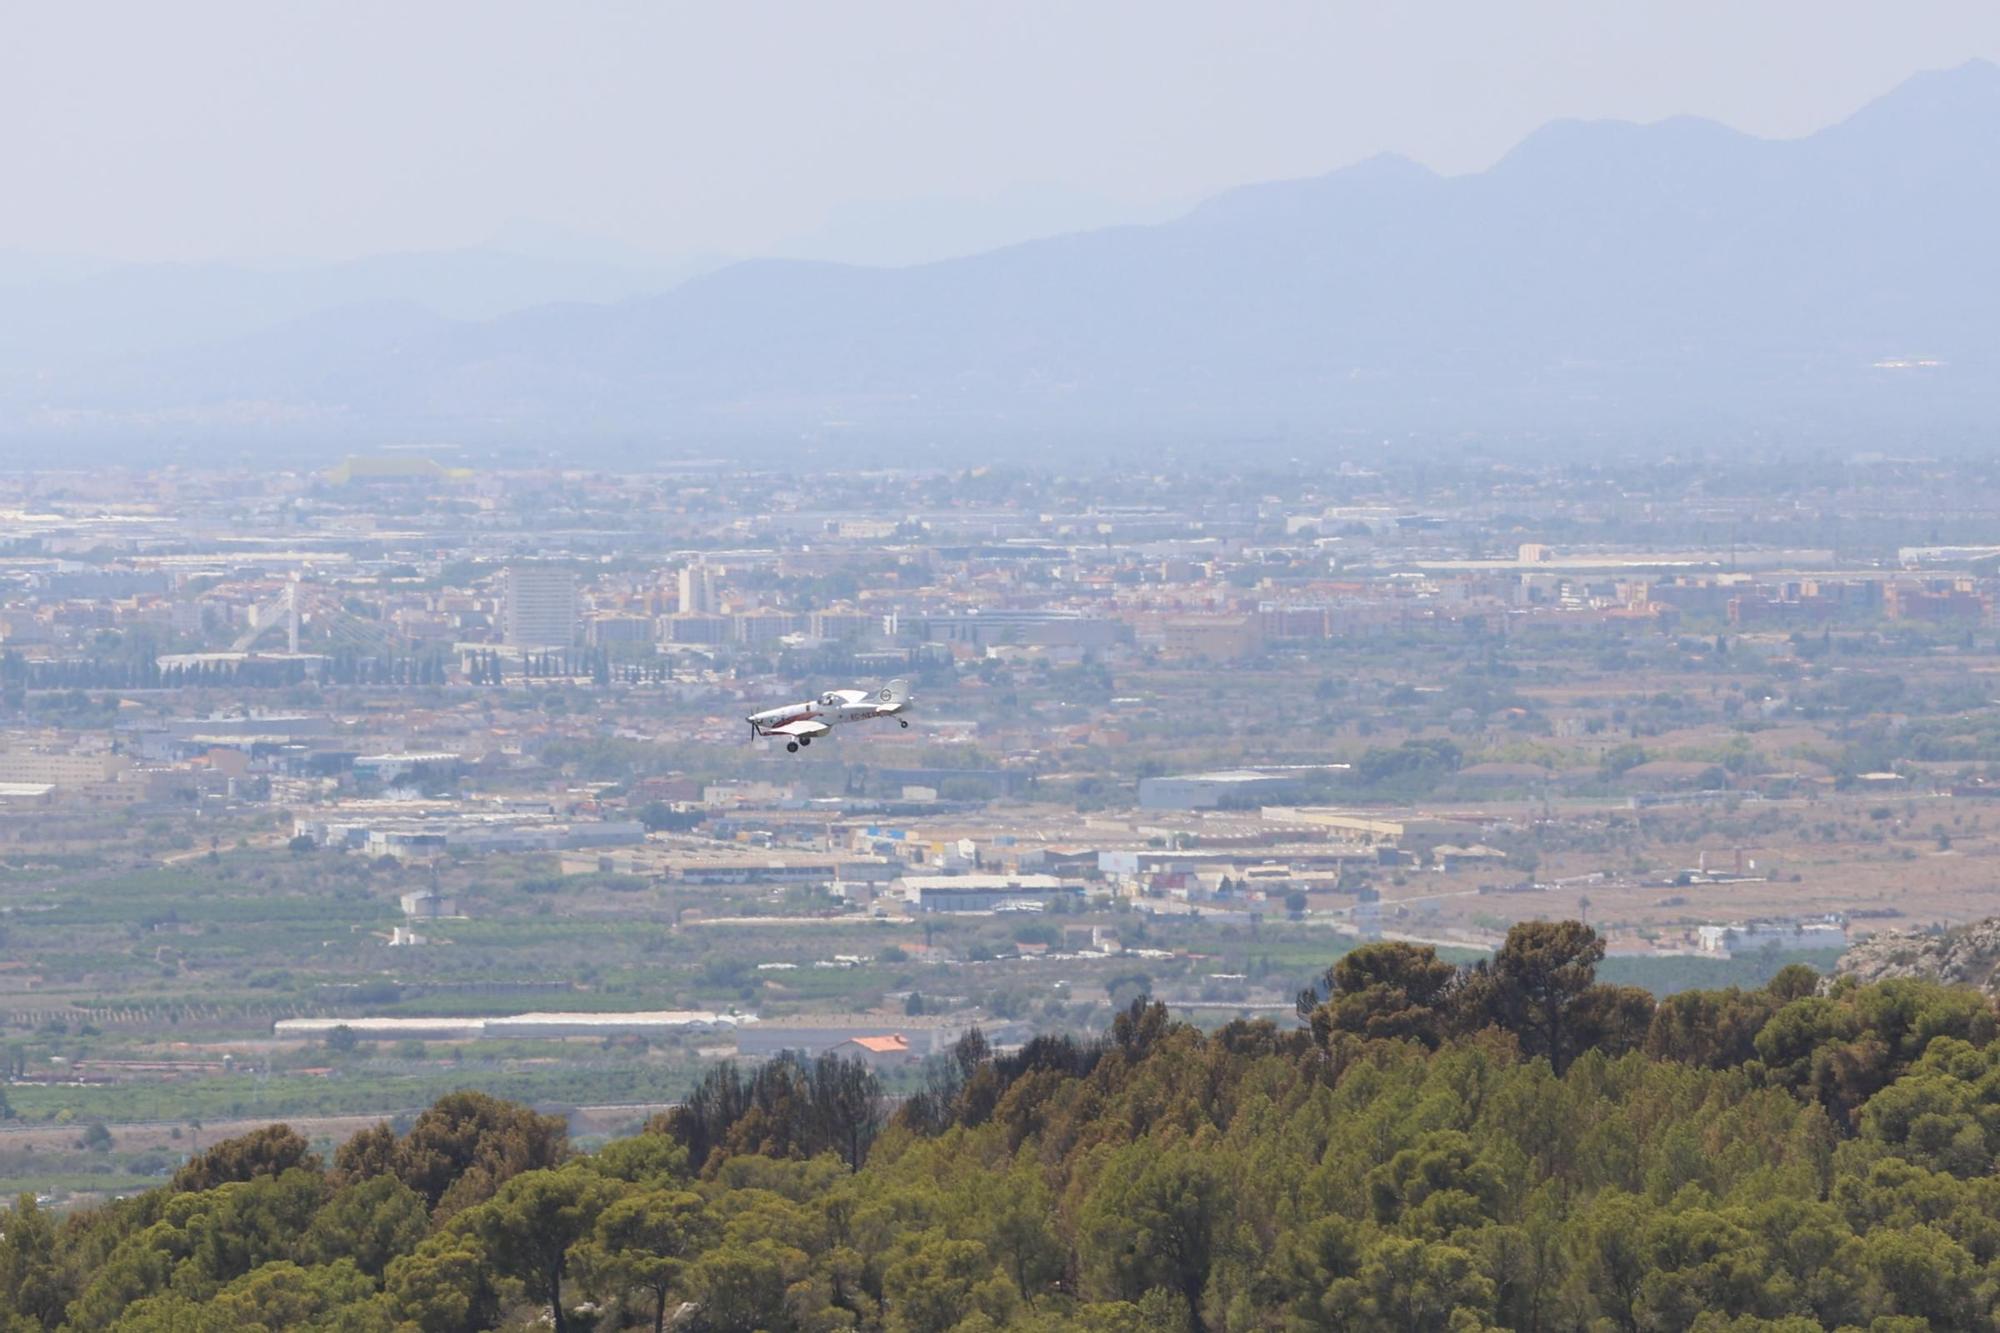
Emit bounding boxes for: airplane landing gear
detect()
[799,736,811,746]
[898,718,909,728]
[786,741,800,753]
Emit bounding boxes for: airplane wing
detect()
[768,719,831,738]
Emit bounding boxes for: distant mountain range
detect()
[6,60,1999,460]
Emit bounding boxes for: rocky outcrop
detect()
[1835,919,2000,993]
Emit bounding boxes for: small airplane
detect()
[747,679,912,752]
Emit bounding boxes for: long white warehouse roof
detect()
[274,1010,752,1039]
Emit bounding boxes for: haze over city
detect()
[6,8,2000,1333]
[4,4,1999,459]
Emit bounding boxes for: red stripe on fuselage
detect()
[756,708,817,735]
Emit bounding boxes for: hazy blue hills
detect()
[8,59,1999,457]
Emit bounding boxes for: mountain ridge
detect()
[1837,918,2000,994]
[11,59,2000,455]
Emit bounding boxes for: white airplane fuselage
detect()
[748,697,890,730]
[747,680,910,751]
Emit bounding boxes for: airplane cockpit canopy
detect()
[820,691,840,706]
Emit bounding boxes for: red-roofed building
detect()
[828,1033,915,1069]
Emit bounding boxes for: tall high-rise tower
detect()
[503,565,578,648]
[677,562,716,615]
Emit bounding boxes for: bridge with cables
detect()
[230,577,406,658]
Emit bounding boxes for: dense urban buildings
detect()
[0,447,1993,1220]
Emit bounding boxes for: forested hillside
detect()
[8,922,2000,1332]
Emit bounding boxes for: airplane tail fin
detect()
[880,678,912,710]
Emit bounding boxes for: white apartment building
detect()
[503,565,578,648]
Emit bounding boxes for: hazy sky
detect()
[6,1,2000,265]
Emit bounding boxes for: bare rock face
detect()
[1835,920,2000,993]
